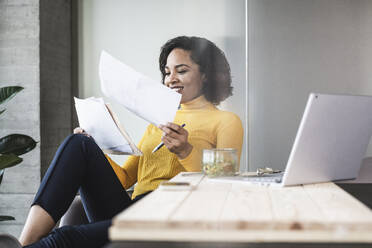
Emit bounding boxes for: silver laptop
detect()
[213,93,372,186]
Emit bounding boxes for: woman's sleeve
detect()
[105,126,149,190]
[179,113,244,172]
[215,113,244,161]
[177,138,204,172]
[105,155,138,190]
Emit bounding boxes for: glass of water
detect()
[202,148,238,177]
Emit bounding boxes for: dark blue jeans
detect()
[24,134,147,248]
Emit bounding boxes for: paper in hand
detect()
[74,97,141,155]
[99,51,182,126]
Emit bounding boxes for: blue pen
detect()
[152,123,186,153]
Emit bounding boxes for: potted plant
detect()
[0,86,37,221]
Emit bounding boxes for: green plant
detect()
[0,86,37,221]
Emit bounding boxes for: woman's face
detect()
[164,48,205,104]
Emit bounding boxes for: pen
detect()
[152,123,186,153]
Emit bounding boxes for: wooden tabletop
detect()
[109,172,372,243]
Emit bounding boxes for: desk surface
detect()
[110,172,372,244]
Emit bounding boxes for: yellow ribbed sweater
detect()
[106,95,243,199]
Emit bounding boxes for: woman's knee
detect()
[69,133,92,143]
[61,134,96,151]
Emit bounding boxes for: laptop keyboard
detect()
[206,172,284,185]
[242,173,283,183]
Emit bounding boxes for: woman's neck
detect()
[180,95,213,110]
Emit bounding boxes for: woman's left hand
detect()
[158,122,193,159]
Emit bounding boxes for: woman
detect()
[19,36,243,248]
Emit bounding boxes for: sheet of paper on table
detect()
[99,50,182,126]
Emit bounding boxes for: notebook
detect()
[210,93,372,186]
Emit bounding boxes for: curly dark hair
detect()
[159,36,233,105]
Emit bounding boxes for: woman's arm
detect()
[178,113,244,172]
[105,154,139,190]
[215,113,244,160]
[105,126,150,190]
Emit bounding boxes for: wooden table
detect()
[107,172,372,247]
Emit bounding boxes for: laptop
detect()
[211,93,372,186]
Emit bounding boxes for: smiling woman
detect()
[78,0,247,170]
[19,36,244,248]
[109,36,243,197]
[164,48,204,103]
[160,36,233,105]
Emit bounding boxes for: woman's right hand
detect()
[73,127,92,138]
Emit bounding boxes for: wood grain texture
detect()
[110,173,372,243]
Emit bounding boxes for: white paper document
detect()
[99,50,182,126]
[74,97,142,155]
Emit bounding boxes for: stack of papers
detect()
[74,51,182,155]
[74,97,142,155]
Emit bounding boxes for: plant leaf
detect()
[0,154,23,170]
[0,134,37,155]
[0,169,3,185]
[0,86,24,105]
[0,215,15,221]
[0,109,5,115]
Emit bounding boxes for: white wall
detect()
[79,0,372,172]
[78,0,247,168]
[248,0,372,170]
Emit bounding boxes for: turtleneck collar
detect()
[180,95,215,110]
